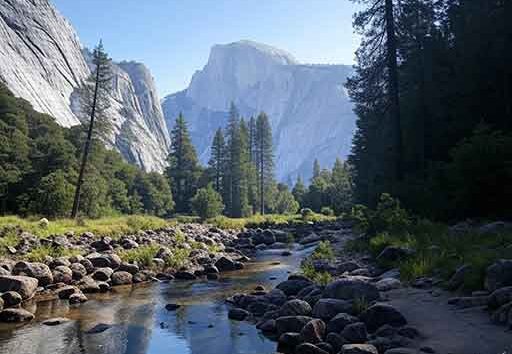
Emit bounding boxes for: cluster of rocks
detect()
[0,223,262,324]
[227,273,420,354]
[447,259,512,328]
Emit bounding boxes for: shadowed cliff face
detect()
[0,0,170,172]
[0,247,311,354]
[162,40,356,181]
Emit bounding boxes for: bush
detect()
[191,184,224,220]
[118,244,160,267]
[311,241,335,261]
[320,207,334,216]
[300,208,314,219]
[300,261,332,285]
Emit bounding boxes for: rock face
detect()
[162,40,356,181]
[0,0,170,172]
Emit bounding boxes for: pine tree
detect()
[312,159,321,180]
[208,128,226,194]
[254,112,274,215]
[71,41,112,218]
[166,113,201,213]
[330,158,353,214]
[292,175,306,208]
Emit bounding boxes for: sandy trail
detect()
[383,287,512,354]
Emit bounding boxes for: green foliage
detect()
[118,244,160,267]
[300,208,314,219]
[300,261,332,286]
[164,247,191,270]
[272,184,299,214]
[352,296,370,315]
[311,241,335,261]
[31,170,74,218]
[321,207,334,216]
[191,184,224,220]
[26,245,81,263]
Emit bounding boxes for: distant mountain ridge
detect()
[0,0,170,172]
[162,40,356,181]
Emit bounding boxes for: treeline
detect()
[348,0,512,220]
[0,83,173,218]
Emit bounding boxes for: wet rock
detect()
[228,308,250,321]
[281,250,292,256]
[360,304,407,332]
[0,308,34,322]
[485,259,512,291]
[97,281,111,292]
[133,271,151,283]
[86,323,111,334]
[204,265,219,274]
[165,303,181,311]
[300,319,326,344]
[207,273,219,280]
[42,317,70,326]
[79,259,95,274]
[215,256,237,272]
[280,299,312,316]
[276,316,313,335]
[69,292,88,304]
[264,288,288,306]
[278,332,302,349]
[342,322,367,343]
[447,296,489,309]
[13,261,53,286]
[323,278,379,302]
[174,271,197,280]
[248,301,274,316]
[76,276,100,293]
[258,319,276,332]
[277,278,313,296]
[0,275,38,299]
[49,257,71,268]
[86,253,111,268]
[111,271,133,286]
[70,263,87,280]
[92,267,113,281]
[326,312,359,333]
[57,285,79,299]
[1,291,22,308]
[313,298,354,321]
[300,232,322,245]
[295,343,330,354]
[341,344,379,354]
[119,262,139,275]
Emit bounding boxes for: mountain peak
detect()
[210,40,298,66]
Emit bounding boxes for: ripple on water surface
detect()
[0,245,313,354]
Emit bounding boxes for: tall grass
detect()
[207,213,337,230]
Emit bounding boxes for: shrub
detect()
[300,261,332,285]
[191,184,224,220]
[118,244,160,267]
[311,241,335,261]
[320,207,334,216]
[300,208,314,219]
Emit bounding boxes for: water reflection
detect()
[0,246,312,354]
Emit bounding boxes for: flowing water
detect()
[0,246,312,354]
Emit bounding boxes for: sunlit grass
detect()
[207,213,337,230]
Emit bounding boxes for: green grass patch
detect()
[0,215,171,239]
[207,213,337,230]
[300,261,332,286]
[26,245,81,263]
[117,244,160,267]
[311,241,335,261]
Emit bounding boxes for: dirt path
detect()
[383,287,512,354]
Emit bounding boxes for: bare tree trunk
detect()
[385,0,403,181]
[71,60,101,219]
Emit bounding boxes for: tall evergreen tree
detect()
[71,41,112,218]
[208,128,226,194]
[254,112,274,214]
[292,175,306,208]
[312,159,321,180]
[166,113,201,213]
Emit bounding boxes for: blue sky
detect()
[51,0,360,96]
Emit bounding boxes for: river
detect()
[0,245,313,354]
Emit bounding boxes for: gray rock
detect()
[119,262,140,275]
[52,265,73,284]
[376,278,401,291]
[295,343,329,354]
[313,298,354,320]
[1,291,22,308]
[111,271,133,286]
[43,317,70,326]
[215,257,237,272]
[488,286,512,309]
[485,259,512,291]
[326,332,347,353]
[277,278,313,296]
[337,262,361,274]
[57,285,79,299]
[276,316,314,335]
[228,308,250,321]
[174,271,197,280]
[360,304,407,331]
[278,332,302,348]
[76,276,100,293]
[280,299,312,316]
[264,288,287,306]
[327,313,359,333]
[0,275,38,299]
[70,263,87,280]
[69,292,88,304]
[384,349,419,354]
[323,278,379,302]
[13,261,52,286]
[92,267,113,281]
[447,264,472,290]
[0,308,34,322]
[300,319,326,344]
[342,322,367,343]
[342,344,379,354]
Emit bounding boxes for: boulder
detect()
[42,317,70,326]
[327,313,359,333]
[278,332,302,349]
[313,298,353,320]
[280,299,312,316]
[57,285,79,299]
[228,308,250,321]
[360,304,407,331]
[92,267,113,281]
[0,275,38,299]
[300,319,326,344]
[488,286,512,309]
[337,261,361,274]
[215,257,237,272]
[342,322,368,343]
[70,263,87,280]
[0,308,34,322]
[323,278,379,302]
[119,262,140,275]
[376,278,402,292]
[165,303,181,311]
[1,291,22,308]
[69,292,88,304]
[342,344,379,354]
[111,271,133,286]
[384,349,419,354]
[76,276,100,293]
[316,342,334,354]
[86,253,112,268]
[90,238,112,252]
[277,278,313,296]
[491,301,512,327]
[447,265,472,290]
[52,265,73,284]
[295,343,329,354]
[276,316,313,335]
[80,259,95,274]
[326,332,347,353]
[485,259,512,291]
[174,271,197,280]
[264,288,287,306]
[13,261,52,286]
